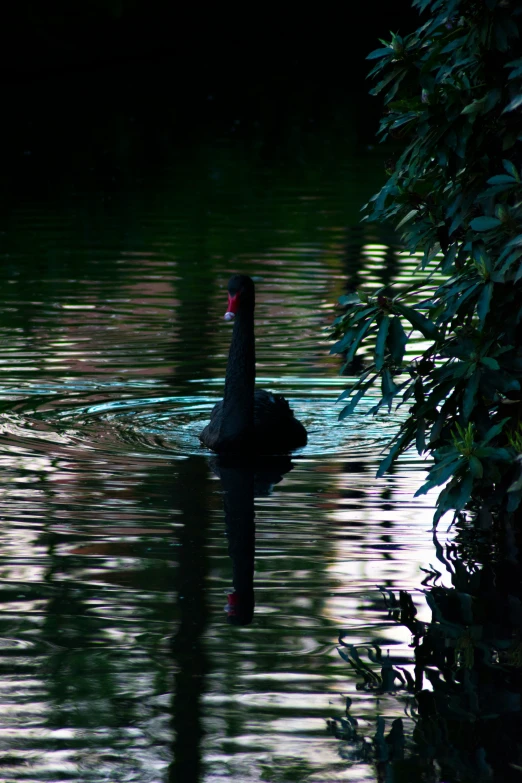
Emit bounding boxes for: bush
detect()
[331,0,522,525]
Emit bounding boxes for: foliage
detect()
[330,531,522,782]
[332,0,522,525]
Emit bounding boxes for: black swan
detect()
[199,274,307,454]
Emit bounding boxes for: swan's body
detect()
[199,274,307,454]
[201,388,306,453]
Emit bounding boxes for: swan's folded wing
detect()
[253,390,307,451]
[199,400,224,449]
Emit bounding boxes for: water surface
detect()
[0,139,445,782]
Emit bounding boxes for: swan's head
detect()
[224,274,255,320]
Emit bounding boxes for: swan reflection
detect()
[211,455,294,625]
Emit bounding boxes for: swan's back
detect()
[199,389,306,454]
[252,390,307,452]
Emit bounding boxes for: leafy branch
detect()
[332,0,522,525]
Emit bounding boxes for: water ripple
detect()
[0,382,405,461]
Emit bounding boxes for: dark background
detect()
[1,2,414,183]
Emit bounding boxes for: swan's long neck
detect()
[219,307,255,445]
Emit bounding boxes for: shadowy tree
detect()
[331,0,522,526]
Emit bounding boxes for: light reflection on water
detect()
[0,145,445,782]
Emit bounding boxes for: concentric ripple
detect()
[0,379,406,460]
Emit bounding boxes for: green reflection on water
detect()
[0,127,442,783]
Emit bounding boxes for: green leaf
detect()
[338,293,361,306]
[330,328,357,355]
[394,302,440,340]
[370,67,406,97]
[484,87,501,112]
[433,482,459,526]
[485,370,520,395]
[487,174,517,185]
[463,370,480,422]
[346,316,377,363]
[499,234,522,259]
[368,378,410,416]
[444,281,481,320]
[382,368,399,399]
[496,248,522,278]
[455,473,473,510]
[415,457,466,495]
[480,356,500,370]
[376,442,401,478]
[384,71,408,104]
[473,446,512,461]
[339,388,367,420]
[473,242,492,274]
[388,316,408,364]
[503,95,522,113]
[351,305,379,324]
[413,376,425,406]
[470,216,502,231]
[367,46,394,60]
[483,418,510,444]
[396,209,419,230]
[337,370,375,402]
[462,98,487,115]
[507,488,522,512]
[477,282,493,328]
[375,316,390,371]
[416,418,426,454]
[480,183,517,200]
[503,159,519,180]
[390,114,419,131]
[441,35,469,54]
[469,455,483,478]
[440,243,457,270]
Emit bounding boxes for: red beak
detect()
[227,292,240,314]
[224,291,240,319]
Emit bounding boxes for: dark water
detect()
[0,139,449,782]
